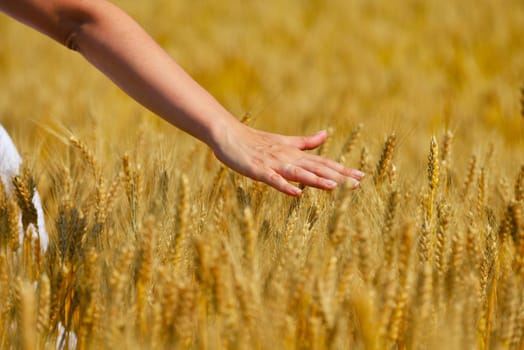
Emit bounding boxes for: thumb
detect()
[287,130,328,150]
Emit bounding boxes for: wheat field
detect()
[1,0,524,349]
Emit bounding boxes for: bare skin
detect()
[0,0,364,196]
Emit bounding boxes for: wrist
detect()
[205,111,244,151]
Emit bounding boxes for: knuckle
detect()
[291,166,300,179]
[267,172,281,184]
[282,163,296,178]
[252,157,263,167]
[314,176,325,187]
[281,163,291,173]
[311,165,323,174]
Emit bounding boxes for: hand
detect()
[211,121,364,196]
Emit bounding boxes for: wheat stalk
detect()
[463,155,477,198]
[70,136,100,179]
[515,165,524,202]
[338,123,363,164]
[171,174,189,273]
[375,133,396,185]
[16,278,36,350]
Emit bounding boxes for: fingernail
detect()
[347,178,360,189]
[291,187,303,195]
[352,170,365,179]
[323,179,338,188]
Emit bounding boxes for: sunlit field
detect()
[1,0,523,348]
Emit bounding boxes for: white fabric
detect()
[0,124,49,251]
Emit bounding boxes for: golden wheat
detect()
[1,0,523,348]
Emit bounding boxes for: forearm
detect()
[0,0,239,148]
[0,0,363,195]
[69,2,239,147]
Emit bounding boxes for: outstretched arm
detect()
[0,0,363,195]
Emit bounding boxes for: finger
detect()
[294,159,361,189]
[306,154,366,180]
[259,168,303,196]
[277,163,338,190]
[347,168,366,180]
[285,130,328,151]
[297,158,350,184]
